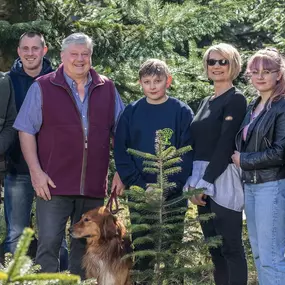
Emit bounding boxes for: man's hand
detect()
[231,151,241,167]
[111,171,125,195]
[31,170,56,201]
[190,193,207,206]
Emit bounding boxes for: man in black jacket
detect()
[3,32,68,270]
[0,72,17,265]
[0,73,17,180]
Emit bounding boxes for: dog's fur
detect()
[70,206,132,285]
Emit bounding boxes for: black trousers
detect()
[36,195,104,279]
[198,197,248,285]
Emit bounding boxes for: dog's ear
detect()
[102,214,118,240]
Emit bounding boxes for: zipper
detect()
[253,109,269,183]
[79,83,103,195]
[235,128,244,151]
[235,109,252,151]
[80,135,88,195]
[52,81,103,195]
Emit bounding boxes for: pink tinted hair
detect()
[246,48,285,105]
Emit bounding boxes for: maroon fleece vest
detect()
[37,65,115,198]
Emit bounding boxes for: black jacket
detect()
[236,96,285,184]
[0,72,17,177]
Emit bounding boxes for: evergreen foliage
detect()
[0,0,280,283]
[0,228,81,285]
[249,0,285,51]
[2,0,282,112]
[124,129,221,284]
[0,0,261,109]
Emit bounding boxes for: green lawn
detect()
[0,200,258,284]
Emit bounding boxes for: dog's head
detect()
[70,206,126,243]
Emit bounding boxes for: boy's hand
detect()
[111,172,125,195]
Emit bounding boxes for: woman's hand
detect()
[190,193,207,206]
[231,151,241,167]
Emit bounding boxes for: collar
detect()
[63,71,92,89]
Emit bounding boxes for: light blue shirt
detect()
[13,72,125,135]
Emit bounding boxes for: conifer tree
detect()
[0,228,81,284]
[124,129,220,284]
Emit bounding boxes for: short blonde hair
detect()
[203,43,242,80]
[139,59,170,79]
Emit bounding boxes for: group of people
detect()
[0,30,284,285]
[183,44,285,285]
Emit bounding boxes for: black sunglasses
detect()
[207,59,229,66]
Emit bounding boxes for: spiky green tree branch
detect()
[0,228,81,285]
[124,129,220,284]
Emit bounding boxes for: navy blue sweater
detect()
[8,58,53,174]
[114,97,194,195]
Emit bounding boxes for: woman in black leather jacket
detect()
[232,48,285,285]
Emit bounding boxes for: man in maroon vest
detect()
[13,32,125,278]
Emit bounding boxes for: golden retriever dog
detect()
[70,206,132,285]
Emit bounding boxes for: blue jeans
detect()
[4,174,34,253]
[3,174,69,271]
[245,179,285,285]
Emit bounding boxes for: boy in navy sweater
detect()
[115,59,193,193]
[114,59,194,279]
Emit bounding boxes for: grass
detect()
[186,205,258,285]
[0,198,258,285]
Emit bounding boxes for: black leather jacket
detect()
[236,96,285,184]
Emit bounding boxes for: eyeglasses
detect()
[248,70,279,78]
[207,59,229,66]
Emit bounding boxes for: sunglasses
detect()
[207,59,229,66]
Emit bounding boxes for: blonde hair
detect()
[139,59,170,79]
[246,48,285,104]
[203,43,242,80]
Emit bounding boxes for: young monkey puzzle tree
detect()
[0,228,80,284]
[125,129,217,285]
